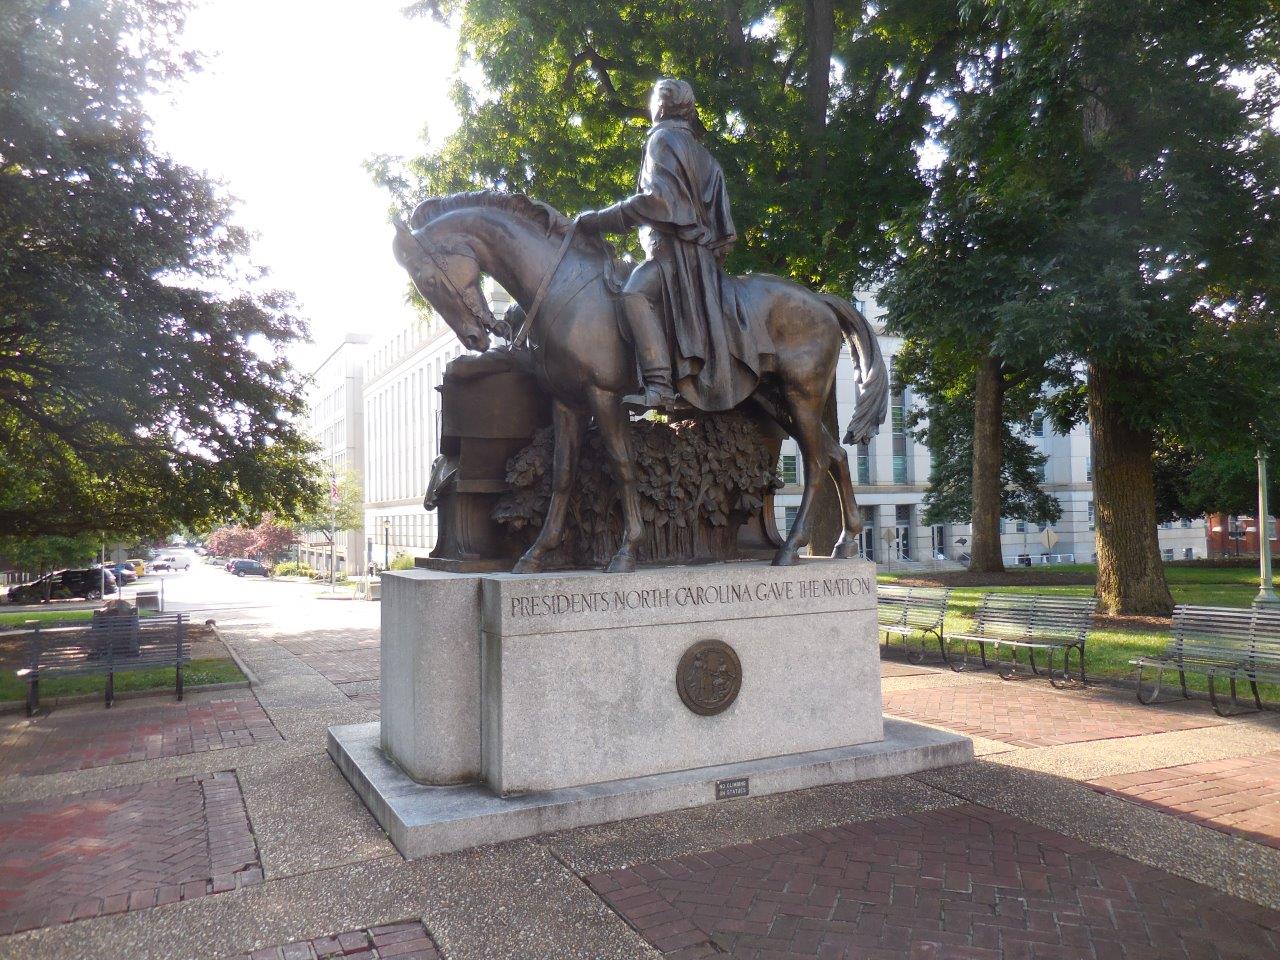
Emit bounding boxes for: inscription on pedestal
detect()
[676,639,742,716]
[505,572,874,620]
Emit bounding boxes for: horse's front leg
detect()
[587,387,642,573]
[512,400,586,574]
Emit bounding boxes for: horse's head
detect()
[392,215,492,353]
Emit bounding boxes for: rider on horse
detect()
[576,79,772,414]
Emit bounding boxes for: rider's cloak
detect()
[607,118,772,411]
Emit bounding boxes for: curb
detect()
[209,623,261,688]
[0,679,250,715]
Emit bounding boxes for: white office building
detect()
[773,292,1208,568]
[361,284,512,569]
[300,333,372,576]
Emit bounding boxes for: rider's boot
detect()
[620,293,681,413]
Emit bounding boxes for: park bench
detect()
[878,585,950,664]
[15,612,189,715]
[1133,604,1280,717]
[943,593,1095,687]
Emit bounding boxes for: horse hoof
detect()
[832,541,858,560]
[772,547,800,567]
[605,552,636,574]
[512,554,544,574]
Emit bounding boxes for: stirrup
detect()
[621,385,684,414]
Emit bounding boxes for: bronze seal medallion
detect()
[676,639,742,716]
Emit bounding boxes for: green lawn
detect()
[880,564,1270,694]
[0,608,161,629]
[0,657,245,703]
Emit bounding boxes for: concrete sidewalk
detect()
[1,613,1278,959]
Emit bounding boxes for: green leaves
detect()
[0,0,320,539]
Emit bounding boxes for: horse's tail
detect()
[819,294,889,446]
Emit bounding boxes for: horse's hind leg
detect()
[773,386,834,566]
[513,400,586,574]
[587,387,643,573]
[828,433,863,559]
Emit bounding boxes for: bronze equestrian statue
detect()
[392,78,888,574]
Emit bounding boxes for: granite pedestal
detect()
[329,559,972,857]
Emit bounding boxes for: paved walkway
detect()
[1,600,1279,959]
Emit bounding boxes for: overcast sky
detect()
[146,0,462,373]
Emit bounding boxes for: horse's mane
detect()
[409,190,620,262]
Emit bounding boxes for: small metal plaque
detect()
[676,639,742,716]
[715,776,750,800]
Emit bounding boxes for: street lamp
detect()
[383,517,390,571]
[1255,449,1279,609]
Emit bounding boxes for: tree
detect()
[0,0,320,539]
[250,515,296,563]
[0,533,100,577]
[896,341,1061,539]
[206,525,256,559]
[887,2,1280,612]
[295,469,365,540]
[383,0,963,551]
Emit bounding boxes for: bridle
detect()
[402,221,496,338]
[400,215,577,349]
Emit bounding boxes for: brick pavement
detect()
[230,920,441,959]
[288,647,380,685]
[882,683,1223,748]
[588,803,1280,959]
[1091,750,1280,850]
[0,771,262,935]
[0,694,281,777]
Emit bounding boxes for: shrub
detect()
[389,552,417,571]
[273,561,315,578]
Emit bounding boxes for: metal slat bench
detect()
[1133,604,1280,716]
[16,612,189,714]
[878,585,950,664]
[943,593,1095,687]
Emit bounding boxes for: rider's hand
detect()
[574,209,601,234]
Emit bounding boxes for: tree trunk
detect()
[808,388,842,555]
[1089,362,1173,615]
[968,354,1005,573]
[804,0,834,136]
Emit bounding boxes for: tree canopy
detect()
[0,0,320,539]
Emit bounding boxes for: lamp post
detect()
[1255,449,1279,609]
[383,518,390,571]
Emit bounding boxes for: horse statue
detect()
[391,190,888,574]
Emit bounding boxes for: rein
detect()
[512,221,577,348]
[406,216,577,348]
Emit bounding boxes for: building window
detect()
[1162,548,1175,562]
[1032,412,1044,437]
[895,504,912,560]
[783,506,798,536]
[779,454,798,485]
[1085,457,1093,483]
[1034,461,1046,483]
[892,454,907,485]
[1087,501,1095,530]
[859,505,875,561]
[1160,521,1172,530]
[1181,518,1192,529]
[1184,547,1194,560]
[856,442,871,485]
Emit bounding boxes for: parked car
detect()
[229,559,269,578]
[7,568,117,604]
[159,554,190,571]
[126,558,147,576]
[108,563,138,584]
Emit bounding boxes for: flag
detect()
[329,472,339,506]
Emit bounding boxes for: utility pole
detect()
[1255,449,1279,609]
[329,470,338,593]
